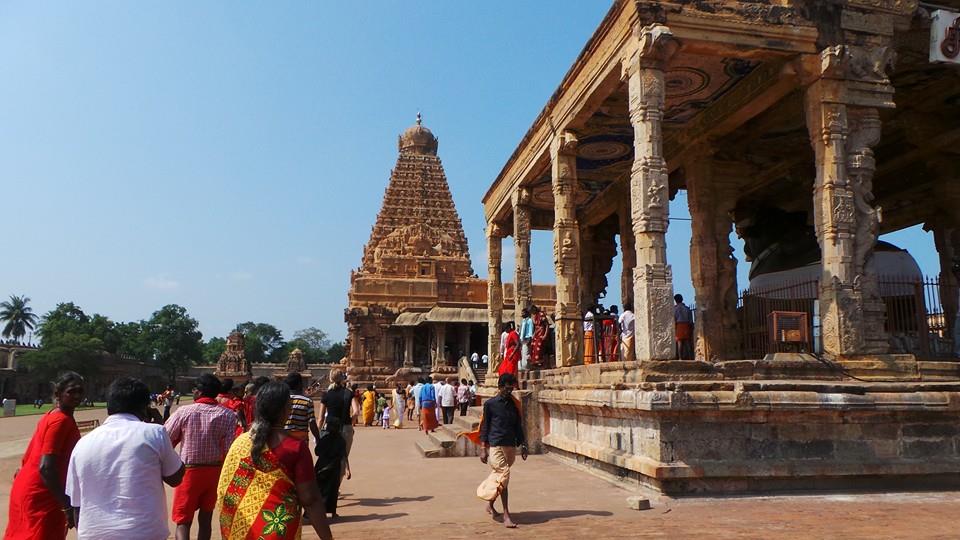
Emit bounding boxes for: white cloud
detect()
[229,271,254,281]
[144,275,180,290]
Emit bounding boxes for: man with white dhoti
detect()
[473,373,527,528]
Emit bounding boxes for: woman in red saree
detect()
[601,306,620,362]
[5,371,85,540]
[529,307,549,368]
[218,381,332,540]
[498,323,520,377]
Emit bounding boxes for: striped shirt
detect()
[284,394,315,434]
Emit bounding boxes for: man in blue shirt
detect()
[518,308,533,371]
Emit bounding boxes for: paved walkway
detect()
[1,406,960,538]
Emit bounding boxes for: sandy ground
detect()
[2,405,960,539]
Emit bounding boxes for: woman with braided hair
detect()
[217,382,333,540]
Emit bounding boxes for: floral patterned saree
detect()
[218,433,302,540]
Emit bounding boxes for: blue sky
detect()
[0,2,939,344]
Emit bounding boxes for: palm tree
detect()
[0,295,39,344]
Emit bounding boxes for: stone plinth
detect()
[528,361,960,494]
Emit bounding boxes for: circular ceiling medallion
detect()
[664,67,709,98]
[578,141,631,161]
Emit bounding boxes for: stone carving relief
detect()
[286,348,306,374]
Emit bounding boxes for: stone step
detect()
[453,414,480,432]
[428,428,457,449]
[414,438,444,458]
[438,424,483,457]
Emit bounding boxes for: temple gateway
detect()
[344,115,554,388]
[473,0,960,493]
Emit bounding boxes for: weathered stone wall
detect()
[531,363,960,494]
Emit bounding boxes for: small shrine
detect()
[215,330,252,383]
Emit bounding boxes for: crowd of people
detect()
[4,371,341,540]
[350,377,478,435]
[5,356,536,539]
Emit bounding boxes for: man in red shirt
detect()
[164,374,238,540]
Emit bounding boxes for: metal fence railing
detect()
[738,275,959,359]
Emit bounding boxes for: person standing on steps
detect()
[418,377,439,434]
[457,378,471,416]
[674,294,694,360]
[438,377,456,425]
[469,372,528,529]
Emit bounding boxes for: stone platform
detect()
[488,357,960,495]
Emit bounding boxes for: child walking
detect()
[381,403,392,429]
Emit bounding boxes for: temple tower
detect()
[345,114,488,388]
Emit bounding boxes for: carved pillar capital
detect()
[623,23,678,76]
[551,130,579,157]
[487,221,507,240]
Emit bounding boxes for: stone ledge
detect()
[542,433,695,480]
[538,387,960,412]
[542,433,960,480]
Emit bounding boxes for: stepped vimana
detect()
[343,114,553,388]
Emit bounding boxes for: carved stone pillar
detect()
[457,324,470,364]
[619,202,636,308]
[513,188,533,327]
[624,24,677,361]
[551,131,583,367]
[804,44,891,356]
[403,328,414,367]
[933,226,960,347]
[579,226,595,309]
[486,223,505,379]
[432,322,447,370]
[685,148,740,361]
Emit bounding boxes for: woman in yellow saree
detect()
[218,381,333,540]
[361,385,376,426]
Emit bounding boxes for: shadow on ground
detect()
[331,512,409,524]
[339,495,434,508]
[507,509,614,524]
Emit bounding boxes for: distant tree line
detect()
[201,323,345,366]
[0,295,344,384]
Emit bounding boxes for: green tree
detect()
[235,322,284,363]
[36,302,90,341]
[202,336,227,365]
[292,327,330,351]
[115,321,152,360]
[325,341,346,363]
[0,295,40,343]
[21,333,103,380]
[146,305,203,383]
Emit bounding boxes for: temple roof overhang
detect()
[481,0,957,234]
[393,306,517,327]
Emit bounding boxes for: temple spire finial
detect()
[416,111,422,126]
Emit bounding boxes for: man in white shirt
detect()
[437,377,457,424]
[433,376,444,423]
[67,377,184,540]
[618,302,636,363]
[412,378,424,428]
